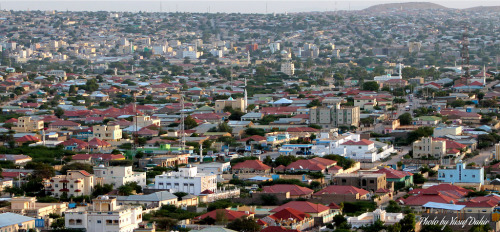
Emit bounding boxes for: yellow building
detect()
[132,116,161,128]
[90,125,122,141]
[0,196,67,218]
[12,116,44,132]
[215,97,246,113]
[413,137,446,159]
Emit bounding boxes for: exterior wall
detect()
[47,171,94,197]
[94,166,147,188]
[281,62,294,76]
[309,104,360,129]
[438,162,484,184]
[154,166,217,195]
[90,125,122,141]
[214,98,246,113]
[332,174,387,192]
[12,116,44,132]
[311,193,366,204]
[0,219,35,232]
[413,137,446,159]
[133,116,160,128]
[433,126,463,137]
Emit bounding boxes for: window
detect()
[55,184,59,188]
[106,220,112,225]
[97,220,102,224]
[370,180,374,183]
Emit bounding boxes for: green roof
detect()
[414,116,441,121]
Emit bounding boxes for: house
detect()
[0,196,67,218]
[14,135,40,146]
[440,110,481,124]
[260,184,314,199]
[88,138,112,152]
[0,154,32,165]
[340,139,393,162]
[241,112,263,121]
[312,185,370,204]
[348,209,404,228]
[60,138,89,151]
[332,173,387,192]
[261,207,314,231]
[89,125,122,141]
[412,137,446,159]
[269,201,337,224]
[194,209,253,222]
[94,165,147,188]
[45,170,94,197]
[373,168,413,188]
[232,160,271,174]
[400,184,471,212]
[354,96,377,111]
[285,157,337,173]
[49,120,81,130]
[154,165,217,195]
[71,153,125,165]
[412,116,441,126]
[438,161,484,185]
[116,191,178,208]
[0,212,36,232]
[65,196,142,232]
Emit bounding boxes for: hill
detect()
[363,2,448,12]
[464,6,500,12]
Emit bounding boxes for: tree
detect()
[399,213,416,232]
[421,225,452,232]
[385,200,402,213]
[398,113,412,125]
[60,163,93,175]
[26,162,55,179]
[361,219,385,232]
[260,194,279,205]
[393,98,407,104]
[92,184,113,197]
[54,107,65,118]
[229,110,245,120]
[245,128,265,136]
[217,122,232,133]
[450,99,466,108]
[184,116,198,129]
[118,182,142,196]
[307,99,322,108]
[227,218,261,232]
[362,81,379,91]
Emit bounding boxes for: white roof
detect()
[0,212,35,228]
[422,202,465,211]
[271,98,293,104]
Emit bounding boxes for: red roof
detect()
[286,159,325,171]
[314,185,369,196]
[262,184,313,196]
[15,135,40,143]
[60,138,88,147]
[270,201,329,213]
[200,189,214,194]
[50,120,81,127]
[239,135,267,142]
[286,127,320,133]
[456,200,497,208]
[268,207,310,222]
[195,209,250,221]
[232,160,271,171]
[4,118,17,123]
[260,226,300,232]
[401,192,458,206]
[88,138,111,148]
[341,139,374,146]
[72,153,125,161]
[374,168,412,179]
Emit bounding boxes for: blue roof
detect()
[422,202,465,211]
[247,176,272,181]
[0,212,35,228]
[282,144,313,148]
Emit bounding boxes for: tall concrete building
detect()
[309,103,360,129]
[280,61,294,76]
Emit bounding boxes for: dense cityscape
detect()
[0,2,499,232]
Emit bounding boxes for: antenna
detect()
[180,94,186,153]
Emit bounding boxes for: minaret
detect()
[247,52,250,65]
[244,77,248,113]
[483,65,486,86]
[399,63,402,78]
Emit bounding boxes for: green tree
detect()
[400,213,416,232]
[260,194,279,205]
[118,182,142,196]
[54,107,65,118]
[398,113,412,125]
[60,163,93,175]
[361,219,385,232]
[227,218,261,232]
[92,184,113,197]
[245,128,265,136]
[229,110,245,120]
[362,81,379,91]
[385,200,401,213]
[184,116,198,129]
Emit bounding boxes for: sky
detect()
[1,1,499,13]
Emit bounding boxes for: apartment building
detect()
[90,125,122,141]
[132,115,161,128]
[46,170,95,197]
[12,116,44,132]
[280,61,294,76]
[309,103,360,129]
[65,196,142,232]
[214,97,246,113]
[154,165,217,195]
[0,196,67,218]
[332,173,387,192]
[412,137,446,159]
[438,161,484,185]
[94,165,146,188]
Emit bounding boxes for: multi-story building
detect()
[280,61,294,76]
[94,165,146,188]
[90,125,122,141]
[0,213,36,232]
[154,165,217,195]
[438,161,484,185]
[65,195,142,232]
[46,170,95,197]
[214,97,246,113]
[332,173,387,192]
[0,196,67,218]
[12,116,44,132]
[412,137,446,159]
[309,103,360,129]
[132,115,161,128]
[353,96,377,111]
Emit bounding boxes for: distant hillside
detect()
[363,2,448,12]
[464,6,500,12]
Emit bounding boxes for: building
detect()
[12,116,44,132]
[65,195,142,232]
[214,97,246,113]
[116,191,178,208]
[353,96,377,111]
[281,61,294,76]
[231,160,271,174]
[309,103,360,129]
[154,165,217,195]
[94,165,146,188]
[269,201,337,225]
[374,168,413,188]
[0,196,67,218]
[132,116,161,128]
[348,209,404,228]
[312,185,370,204]
[412,116,441,126]
[438,161,484,185]
[332,173,387,192]
[90,125,122,141]
[433,126,463,137]
[496,143,500,160]
[0,212,36,232]
[261,207,314,231]
[412,137,446,159]
[46,170,95,197]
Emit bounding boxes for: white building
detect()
[269,42,280,53]
[65,196,142,232]
[182,50,202,59]
[94,165,147,188]
[280,61,294,76]
[340,139,394,162]
[154,165,217,195]
[348,209,403,228]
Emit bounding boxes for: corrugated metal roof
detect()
[422,202,465,211]
[0,212,35,228]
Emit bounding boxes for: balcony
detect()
[60,188,69,192]
[75,189,82,192]
[74,180,82,183]
[60,180,69,183]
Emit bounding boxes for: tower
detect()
[460,28,470,78]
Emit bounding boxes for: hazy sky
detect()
[1,1,499,13]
